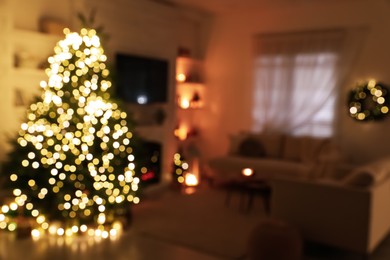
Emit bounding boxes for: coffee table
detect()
[223,178,271,214]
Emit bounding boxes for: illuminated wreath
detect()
[348,80,390,121]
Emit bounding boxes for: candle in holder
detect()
[242,168,254,177]
[185,173,198,186]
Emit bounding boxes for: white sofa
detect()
[207,132,341,182]
[270,160,390,254]
[208,132,390,254]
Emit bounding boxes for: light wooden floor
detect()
[1,184,390,260]
[0,230,225,260]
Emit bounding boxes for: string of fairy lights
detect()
[173,152,189,184]
[0,28,140,239]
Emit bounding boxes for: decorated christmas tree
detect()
[0,28,140,237]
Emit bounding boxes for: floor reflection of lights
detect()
[0,229,132,260]
[0,227,223,260]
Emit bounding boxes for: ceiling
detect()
[154,0,361,13]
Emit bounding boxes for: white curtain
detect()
[252,29,362,137]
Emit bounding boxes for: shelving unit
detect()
[11,68,44,114]
[10,29,61,113]
[176,56,204,83]
[174,56,205,185]
[176,82,204,109]
[176,56,205,107]
[13,29,60,70]
[175,56,205,139]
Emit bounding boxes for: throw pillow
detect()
[238,137,265,158]
[228,132,251,155]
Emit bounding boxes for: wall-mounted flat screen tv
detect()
[115,53,169,104]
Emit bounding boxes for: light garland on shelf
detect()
[0,28,140,238]
[348,80,389,121]
[173,152,189,184]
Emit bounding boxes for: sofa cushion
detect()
[261,133,284,158]
[300,137,329,163]
[238,137,265,158]
[282,136,302,161]
[321,164,354,181]
[282,136,334,164]
[317,141,342,163]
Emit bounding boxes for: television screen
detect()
[115,53,169,104]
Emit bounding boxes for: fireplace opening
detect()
[135,139,162,187]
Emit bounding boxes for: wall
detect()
[202,0,390,164]
[0,0,211,182]
[0,0,12,165]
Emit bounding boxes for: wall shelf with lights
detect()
[176,82,205,110]
[9,29,62,121]
[175,56,205,139]
[173,56,205,186]
[12,29,61,72]
[11,68,45,115]
[176,56,204,83]
[1,26,64,134]
[176,56,205,110]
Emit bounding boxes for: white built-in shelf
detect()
[11,67,46,78]
[11,69,45,110]
[175,57,205,144]
[176,57,204,83]
[11,67,46,95]
[176,57,205,110]
[13,28,62,51]
[10,29,59,109]
[12,28,61,72]
[176,82,205,110]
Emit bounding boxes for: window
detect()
[252,30,346,137]
[291,52,338,136]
